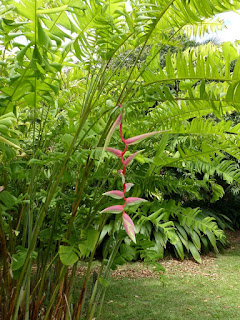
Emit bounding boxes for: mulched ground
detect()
[110,254,218,280]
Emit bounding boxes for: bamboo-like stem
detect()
[96,288,106,320]
[11,105,91,318]
[31,254,58,319]
[87,238,122,320]
[0,205,10,319]
[34,205,60,314]
[42,265,68,320]
[74,218,106,320]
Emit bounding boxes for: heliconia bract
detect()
[106,147,122,157]
[111,114,122,134]
[125,183,134,192]
[98,114,122,168]
[122,212,136,243]
[125,131,164,145]
[125,197,147,206]
[124,150,142,167]
[118,170,125,184]
[101,205,124,213]
[103,190,124,199]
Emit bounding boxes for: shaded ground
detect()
[110,230,240,279]
[97,231,240,320]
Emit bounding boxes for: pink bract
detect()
[101,205,124,213]
[122,212,136,243]
[124,150,142,166]
[103,190,124,199]
[106,147,122,157]
[111,114,122,133]
[125,197,147,206]
[125,131,162,145]
[118,170,125,184]
[125,183,134,192]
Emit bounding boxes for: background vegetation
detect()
[1,0,240,319]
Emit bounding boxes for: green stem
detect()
[0,206,9,317]
[75,219,106,319]
[87,238,122,319]
[96,289,106,320]
[12,107,90,318]
[42,265,68,320]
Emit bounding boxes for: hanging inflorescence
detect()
[101,104,165,242]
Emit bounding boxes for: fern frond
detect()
[153,140,240,167]
[187,157,240,184]
[183,17,224,38]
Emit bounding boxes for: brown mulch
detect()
[76,230,240,280]
[109,254,218,280]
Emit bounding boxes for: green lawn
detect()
[100,244,240,320]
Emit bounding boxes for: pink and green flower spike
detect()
[101,104,165,242]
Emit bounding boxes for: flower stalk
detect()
[103,104,165,242]
[102,104,166,241]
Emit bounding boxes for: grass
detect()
[98,244,240,320]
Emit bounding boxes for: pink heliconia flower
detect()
[106,147,122,157]
[101,205,124,213]
[111,114,122,134]
[124,150,142,167]
[125,183,134,192]
[97,114,122,168]
[125,131,163,145]
[118,170,125,184]
[125,197,147,206]
[103,190,124,199]
[122,212,136,243]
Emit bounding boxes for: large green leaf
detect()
[59,245,79,266]
[188,241,202,264]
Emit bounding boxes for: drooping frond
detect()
[137,200,225,262]
[186,157,240,185]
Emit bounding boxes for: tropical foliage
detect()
[1,0,240,319]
